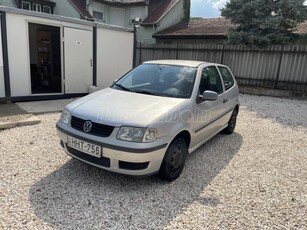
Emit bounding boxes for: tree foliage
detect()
[184,0,191,21]
[221,0,307,46]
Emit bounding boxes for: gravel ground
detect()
[0,94,306,229]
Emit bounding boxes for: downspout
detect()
[1,11,11,102]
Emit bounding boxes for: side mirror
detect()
[202,90,218,101]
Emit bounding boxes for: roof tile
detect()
[69,0,93,20]
[142,0,179,25]
[154,18,307,38]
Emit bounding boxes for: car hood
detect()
[67,88,186,127]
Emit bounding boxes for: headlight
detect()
[60,109,71,124]
[117,126,157,143]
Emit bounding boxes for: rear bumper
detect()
[56,122,168,176]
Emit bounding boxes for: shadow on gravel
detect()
[29,133,242,229]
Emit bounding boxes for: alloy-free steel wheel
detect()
[159,137,188,181]
[222,108,238,134]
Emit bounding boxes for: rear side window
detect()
[218,66,235,91]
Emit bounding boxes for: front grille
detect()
[66,145,111,168]
[71,116,114,137]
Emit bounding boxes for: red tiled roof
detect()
[153,18,233,38]
[142,0,179,25]
[69,0,93,20]
[295,21,307,34]
[154,18,307,38]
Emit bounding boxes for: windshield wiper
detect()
[134,90,160,96]
[114,83,134,92]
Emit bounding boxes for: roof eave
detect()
[153,34,227,39]
[141,0,179,27]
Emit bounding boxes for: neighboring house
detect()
[154,17,307,45]
[153,18,233,44]
[87,0,190,43]
[0,0,93,20]
[0,0,190,43]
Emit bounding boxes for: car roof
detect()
[143,60,216,68]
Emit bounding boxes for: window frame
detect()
[93,11,104,21]
[42,5,52,14]
[32,3,42,12]
[21,1,31,10]
[217,65,235,91]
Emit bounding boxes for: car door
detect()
[191,65,225,147]
[217,65,238,126]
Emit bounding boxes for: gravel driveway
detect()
[0,94,306,229]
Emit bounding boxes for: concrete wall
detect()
[96,27,134,89]
[53,0,81,19]
[0,17,5,98]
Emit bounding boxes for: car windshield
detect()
[112,64,197,98]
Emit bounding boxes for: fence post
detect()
[139,43,142,64]
[220,44,225,64]
[274,45,284,89]
[133,25,137,67]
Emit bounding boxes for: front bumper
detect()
[56,121,168,176]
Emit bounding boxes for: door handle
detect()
[223,99,228,103]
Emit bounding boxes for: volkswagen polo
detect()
[56,60,239,181]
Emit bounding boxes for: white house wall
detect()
[110,7,125,27]
[0,17,5,98]
[6,13,32,97]
[89,2,147,28]
[2,10,133,99]
[5,12,93,97]
[96,28,133,89]
[138,0,185,44]
[53,0,82,19]
[156,0,184,32]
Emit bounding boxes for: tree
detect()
[184,0,191,21]
[221,0,307,46]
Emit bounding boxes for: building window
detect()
[21,1,31,10]
[43,5,52,14]
[93,11,103,21]
[32,3,41,12]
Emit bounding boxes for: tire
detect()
[159,137,188,181]
[222,108,238,134]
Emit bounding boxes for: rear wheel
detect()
[159,138,187,181]
[222,108,238,134]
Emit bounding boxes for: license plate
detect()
[67,136,102,158]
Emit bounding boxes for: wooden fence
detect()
[136,44,307,92]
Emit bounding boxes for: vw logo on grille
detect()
[83,121,92,133]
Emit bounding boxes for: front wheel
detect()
[159,138,188,181]
[222,108,238,134]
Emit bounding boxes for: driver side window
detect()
[199,66,223,95]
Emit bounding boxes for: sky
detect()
[190,0,307,18]
[190,0,227,18]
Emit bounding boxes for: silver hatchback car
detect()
[56,60,239,181]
